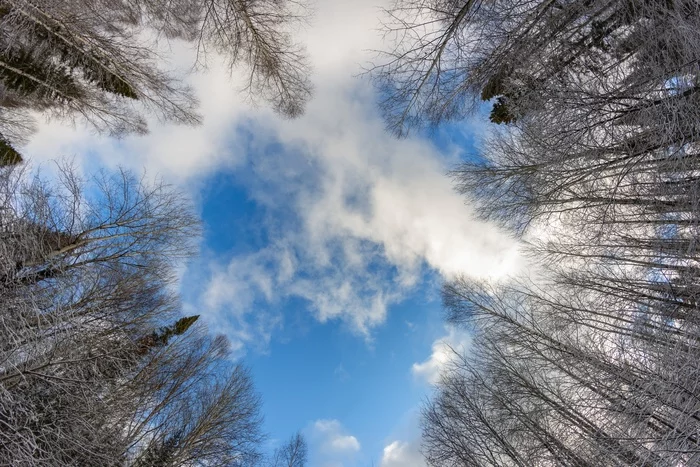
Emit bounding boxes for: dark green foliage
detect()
[139,315,200,353]
[0,3,139,102]
[0,49,83,103]
[173,315,199,336]
[481,73,506,102]
[92,69,139,99]
[482,71,517,125]
[488,96,516,124]
[32,25,139,99]
[0,136,22,165]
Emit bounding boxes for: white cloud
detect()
[308,419,361,467]
[312,419,360,453]
[412,327,471,385]
[193,73,519,341]
[381,440,426,467]
[24,49,249,182]
[276,102,520,281]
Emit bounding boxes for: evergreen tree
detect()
[0,0,312,161]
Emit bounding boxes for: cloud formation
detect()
[193,76,519,345]
[412,326,472,385]
[309,419,361,467]
[22,0,519,348]
[24,49,249,182]
[381,440,426,467]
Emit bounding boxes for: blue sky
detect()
[23,1,519,464]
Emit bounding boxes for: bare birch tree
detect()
[372,0,700,465]
[0,164,266,466]
[271,431,308,467]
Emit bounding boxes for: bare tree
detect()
[271,431,308,467]
[372,0,700,465]
[0,0,312,162]
[127,330,265,467]
[370,0,700,135]
[0,163,266,466]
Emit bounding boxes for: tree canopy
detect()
[0,164,267,465]
[373,0,700,464]
[0,0,313,164]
